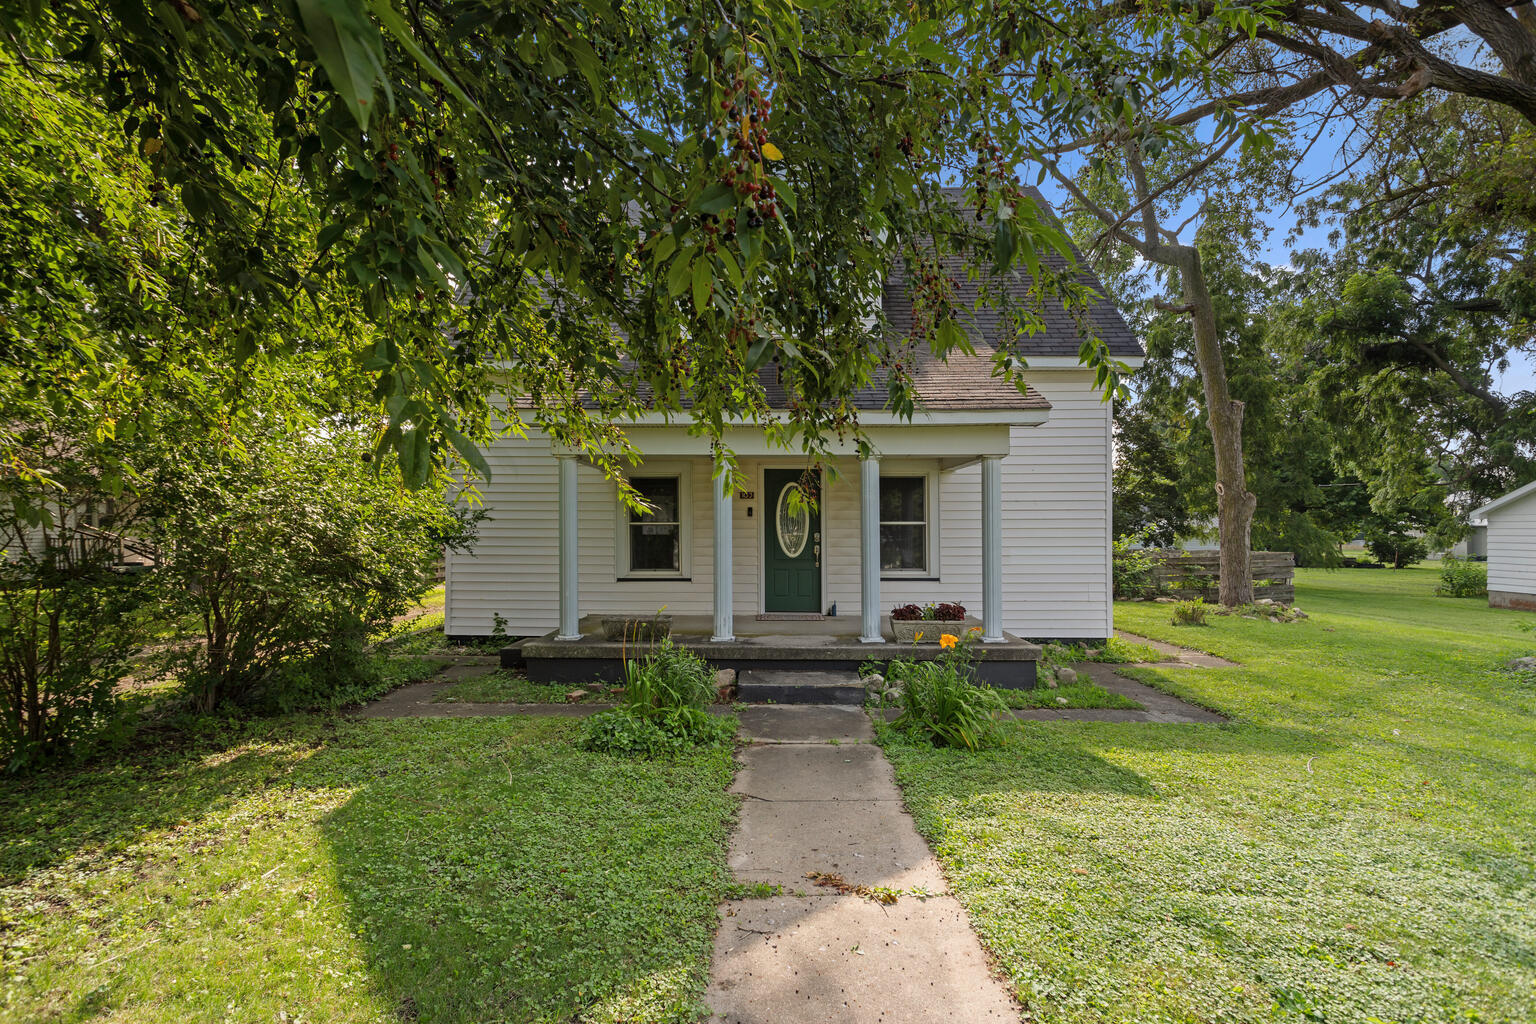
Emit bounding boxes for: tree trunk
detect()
[1178,249,1257,607]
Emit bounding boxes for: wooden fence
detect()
[1145,550,1296,604]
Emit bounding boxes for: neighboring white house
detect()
[445,209,1144,646]
[1472,481,1536,610]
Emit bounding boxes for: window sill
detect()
[616,575,692,582]
[881,574,940,582]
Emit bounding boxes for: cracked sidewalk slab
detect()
[706,707,1019,1023]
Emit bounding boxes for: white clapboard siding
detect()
[1486,487,1536,597]
[446,368,1114,638]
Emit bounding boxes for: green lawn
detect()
[434,670,614,704]
[0,716,736,1023]
[880,566,1536,1024]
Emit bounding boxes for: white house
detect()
[443,223,1144,685]
[1472,481,1536,610]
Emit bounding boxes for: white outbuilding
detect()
[1472,481,1536,611]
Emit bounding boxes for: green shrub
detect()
[1171,599,1208,626]
[1436,557,1488,598]
[886,631,1011,751]
[579,638,733,755]
[150,428,475,712]
[0,449,155,771]
[1112,534,1161,599]
[0,554,151,771]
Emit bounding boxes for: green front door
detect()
[764,469,821,613]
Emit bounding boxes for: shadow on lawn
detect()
[316,718,735,1024]
[0,716,348,885]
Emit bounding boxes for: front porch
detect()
[510,613,1041,688]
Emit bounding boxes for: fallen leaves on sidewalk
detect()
[805,871,900,905]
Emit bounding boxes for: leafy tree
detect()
[1286,95,1536,514]
[1113,402,1196,547]
[2,0,1184,486]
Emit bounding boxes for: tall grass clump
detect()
[885,630,1011,751]
[579,638,734,755]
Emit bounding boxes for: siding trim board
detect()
[446,369,1117,639]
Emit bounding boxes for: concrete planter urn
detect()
[891,618,974,644]
[601,615,672,643]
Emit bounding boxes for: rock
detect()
[1154,597,1178,604]
[1055,697,1069,706]
[1084,648,1102,658]
[1269,616,1281,623]
[714,668,738,703]
[566,689,588,701]
[861,672,886,692]
[885,687,903,703]
[1242,615,1259,620]
[1256,598,1275,606]
[1046,677,1059,690]
[1508,656,1536,671]
[1056,667,1078,686]
[1293,610,1308,619]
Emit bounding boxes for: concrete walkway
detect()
[705,706,1018,1023]
[1116,629,1237,668]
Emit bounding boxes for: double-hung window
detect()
[879,476,929,574]
[625,476,684,575]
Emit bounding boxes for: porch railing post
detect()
[556,453,582,640]
[711,453,735,642]
[981,454,1005,643]
[860,454,884,643]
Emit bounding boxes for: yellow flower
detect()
[939,634,958,649]
[968,626,982,634]
[914,630,925,643]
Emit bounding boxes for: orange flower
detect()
[939,633,959,649]
[968,626,982,634]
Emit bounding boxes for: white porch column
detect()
[860,454,884,643]
[981,454,1005,643]
[710,457,735,642]
[556,454,581,640]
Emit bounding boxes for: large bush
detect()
[150,429,473,712]
[1436,557,1488,598]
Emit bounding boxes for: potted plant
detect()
[890,602,973,644]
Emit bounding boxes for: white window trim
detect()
[878,464,941,580]
[616,463,693,580]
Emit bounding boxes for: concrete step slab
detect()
[737,705,874,744]
[737,669,865,705]
[706,894,1018,1023]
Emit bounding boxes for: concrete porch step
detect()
[737,669,865,705]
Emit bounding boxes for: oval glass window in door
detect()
[775,484,810,558]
